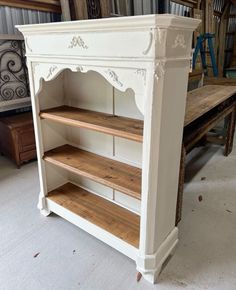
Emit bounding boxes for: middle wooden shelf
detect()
[40,105,143,142]
[44,144,142,200]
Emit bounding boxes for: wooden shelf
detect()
[44,144,141,200]
[40,106,143,142]
[47,182,140,248]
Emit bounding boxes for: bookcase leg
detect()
[37,194,51,216]
[138,53,191,283]
[136,227,178,284]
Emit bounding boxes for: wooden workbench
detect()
[176,85,236,224]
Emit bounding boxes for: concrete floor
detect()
[0,137,236,290]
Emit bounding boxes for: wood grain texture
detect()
[224,108,236,156]
[0,0,61,13]
[218,2,230,77]
[177,97,236,223]
[47,182,140,247]
[204,77,236,86]
[60,0,71,20]
[44,144,141,199]
[73,0,88,20]
[0,113,33,129]
[185,105,235,152]
[189,69,202,81]
[40,106,143,142]
[100,0,110,17]
[0,113,36,167]
[185,85,236,126]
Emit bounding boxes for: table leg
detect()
[224,107,236,156]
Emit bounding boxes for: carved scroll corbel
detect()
[143,30,153,55]
[25,37,33,53]
[156,28,166,44]
[135,69,147,86]
[33,64,60,96]
[155,61,166,79]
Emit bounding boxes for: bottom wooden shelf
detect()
[47,183,140,249]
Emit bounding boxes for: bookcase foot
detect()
[40,208,51,217]
[37,194,51,216]
[136,227,178,284]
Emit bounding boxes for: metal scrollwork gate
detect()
[0,40,30,103]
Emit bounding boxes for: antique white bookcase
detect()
[17,15,200,283]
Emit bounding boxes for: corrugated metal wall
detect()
[170,2,190,16]
[0,6,60,35]
[110,0,190,16]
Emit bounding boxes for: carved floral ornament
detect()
[172,34,186,49]
[46,65,58,79]
[105,69,123,87]
[68,36,88,49]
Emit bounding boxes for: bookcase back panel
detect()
[45,163,68,192]
[41,120,67,152]
[69,173,114,200]
[114,137,142,168]
[68,173,140,214]
[68,127,114,157]
[114,190,141,213]
[114,89,143,120]
[38,73,65,110]
[65,70,114,113]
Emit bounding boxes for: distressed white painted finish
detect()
[17,14,200,284]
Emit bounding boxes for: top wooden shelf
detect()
[40,106,143,142]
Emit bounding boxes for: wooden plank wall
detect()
[0,0,61,13]
[72,0,110,20]
[172,0,233,76]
